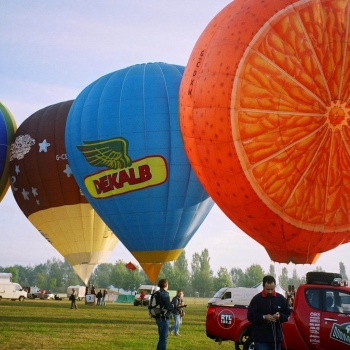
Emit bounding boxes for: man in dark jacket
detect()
[155,279,173,350]
[247,275,290,350]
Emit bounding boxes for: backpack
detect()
[148,290,164,318]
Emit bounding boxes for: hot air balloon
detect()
[179,0,350,264]
[9,101,118,284]
[0,101,17,202]
[65,62,214,283]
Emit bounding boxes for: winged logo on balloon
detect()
[77,137,132,170]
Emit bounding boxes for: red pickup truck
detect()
[206,272,350,350]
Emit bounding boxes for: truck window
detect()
[222,291,231,299]
[323,289,349,313]
[325,295,334,311]
[340,294,350,313]
[305,288,321,310]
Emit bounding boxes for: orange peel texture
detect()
[180,0,350,264]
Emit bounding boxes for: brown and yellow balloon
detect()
[9,101,118,284]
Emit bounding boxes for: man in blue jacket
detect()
[247,275,290,350]
[155,279,173,350]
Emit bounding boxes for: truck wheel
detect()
[242,336,254,350]
[19,296,25,302]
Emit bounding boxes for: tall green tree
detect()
[339,262,348,280]
[159,262,174,284]
[279,267,289,290]
[92,263,114,288]
[214,267,233,291]
[172,251,191,295]
[239,264,265,287]
[230,267,244,287]
[289,268,303,288]
[110,260,141,291]
[191,249,214,297]
[268,264,276,278]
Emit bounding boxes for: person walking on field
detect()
[69,288,78,309]
[155,279,173,350]
[247,275,290,350]
[169,290,186,336]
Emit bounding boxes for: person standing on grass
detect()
[140,290,146,306]
[96,290,103,305]
[247,275,290,350]
[155,278,173,350]
[169,290,186,336]
[69,288,77,309]
[102,289,108,306]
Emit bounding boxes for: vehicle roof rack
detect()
[306,272,343,286]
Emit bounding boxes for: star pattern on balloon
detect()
[21,188,29,200]
[63,164,72,177]
[39,139,50,152]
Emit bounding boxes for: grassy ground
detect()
[0,299,237,350]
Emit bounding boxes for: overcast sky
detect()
[1,1,349,280]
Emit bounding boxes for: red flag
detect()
[125,262,136,271]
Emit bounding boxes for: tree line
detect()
[1,249,348,298]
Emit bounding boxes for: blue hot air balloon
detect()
[0,101,17,202]
[65,62,214,282]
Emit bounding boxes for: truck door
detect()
[320,289,350,349]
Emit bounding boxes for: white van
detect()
[207,287,258,307]
[0,282,27,301]
[208,284,286,307]
[134,284,160,306]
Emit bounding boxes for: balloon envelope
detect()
[180,0,350,264]
[9,101,118,284]
[0,101,17,202]
[65,62,214,282]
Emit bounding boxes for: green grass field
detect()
[0,299,237,350]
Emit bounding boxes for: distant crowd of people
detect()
[69,284,108,309]
[85,285,108,306]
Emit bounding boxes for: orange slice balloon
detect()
[180,0,350,264]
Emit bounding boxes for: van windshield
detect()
[213,288,227,298]
[137,289,151,294]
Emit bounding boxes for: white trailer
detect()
[0,282,27,301]
[0,272,12,282]
[67,285,86,300]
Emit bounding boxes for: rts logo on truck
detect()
[330,323,350,346]
[218,309,235,329]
